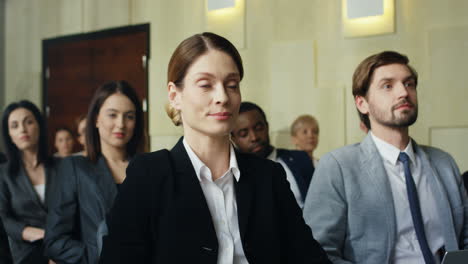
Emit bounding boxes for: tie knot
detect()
[398,152,410,163]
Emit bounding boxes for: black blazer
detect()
[0,160,59,264]
[100,138,330,264]
[44,155,118,264]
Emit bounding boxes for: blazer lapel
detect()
[414,142,459,250]
[170,138,218,248]
[234,151,253,242]
[360,134,397,254]
[19,164,46,210]
[93,156,118,212]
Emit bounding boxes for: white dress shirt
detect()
[267,148,303,209]
[183,139,249,264]
[371,132,444,264]
[34,183,45,204]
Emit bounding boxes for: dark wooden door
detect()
[43,24,150,154]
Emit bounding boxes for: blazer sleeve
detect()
[271,161,331,264]
[100,152,164,264]
[303,153,353,264]
[0,168,27,241]
[44,157,85,263]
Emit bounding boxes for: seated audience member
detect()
[231,102,314,208]
[44,81,145,264]
[0,154,12,264]
[100,32,330,264]
[304,51,468,263]
[75,115,87,156]
[290,114,320,167]
[53,127,75,157]
[0,100,59,264]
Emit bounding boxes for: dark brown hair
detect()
[1,100,51,174]
[166,32,244,126]
[86,80,145,162]
[352,51,418,129]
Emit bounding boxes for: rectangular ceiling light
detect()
[347,0,384,19]
[208,0,235,11]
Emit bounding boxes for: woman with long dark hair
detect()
[0,100,57,264]
[44,81,145,264]
[100,33,330,264]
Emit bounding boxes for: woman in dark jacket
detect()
[0,100,57,264]
[100,33,331,264]
[44,81,145,264]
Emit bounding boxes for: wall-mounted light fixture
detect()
[207,0,235,11]
[342,0,394,37]
[205,0,245,49]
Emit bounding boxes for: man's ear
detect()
[355,95,369,115]
[168,82,181,110]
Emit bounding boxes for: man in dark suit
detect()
[231,102,314,208]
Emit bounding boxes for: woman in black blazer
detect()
[100,33,331,264]
[44,81,145,264]
[0,100,57,264]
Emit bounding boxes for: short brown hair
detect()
[86,80,145,162]
[352,51,418,129]
[166,32,244,126]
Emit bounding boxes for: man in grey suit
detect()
[304,51,468,264]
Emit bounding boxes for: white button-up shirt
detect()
[267,148,303,208]
[183,139,249,264]
[371,132,444,264]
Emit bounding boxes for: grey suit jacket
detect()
[0,160,59,264]
[44,155,118,264]
[304,134,468,264]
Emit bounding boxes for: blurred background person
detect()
[232,102,314,209]
[290,114,319,167]
[0,100,59,264]
[53,127,74,158]
[45,80,145,264]
[75,115,87,156]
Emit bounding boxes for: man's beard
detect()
[369,100,418,128]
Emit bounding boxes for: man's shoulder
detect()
[321,142,363,164]
[276,148,310,161]
[416,144,457,166]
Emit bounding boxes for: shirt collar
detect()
[370,131,416,166]
[266,148,277,161]
[182,138,240,182]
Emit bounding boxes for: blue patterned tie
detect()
[398,152,435,264]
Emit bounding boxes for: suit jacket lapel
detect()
[18,164,46,210]
[360,134,397,253]
[170,138,218,248]
[413,141,458,249]
[234,151,253,242]
[94,156,118,212]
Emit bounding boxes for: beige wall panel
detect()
[430,127,468,173]
[130,0,152,24]
[427,0,468,27]
[58,0,83,34]
[427,26,468,127]
[82,0,130,31]
[269,41,316,132]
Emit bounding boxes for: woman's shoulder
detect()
[237,151,283,174]
[129,149,172,169]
